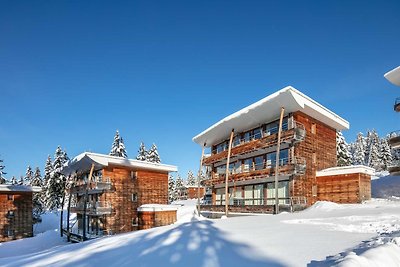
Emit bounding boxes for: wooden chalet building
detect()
[61,152,177,242]
[0,185,41,242]
[385,66,400,175]
[193,86,372,214]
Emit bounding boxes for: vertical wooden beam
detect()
[197,144,205,215]
[274,107,285,214]
[225,129,235,217]
[66,174,75,242]
[82,163,95,241]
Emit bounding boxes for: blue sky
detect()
[1,1,399,179]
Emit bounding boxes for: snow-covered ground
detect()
[0,199,400,266]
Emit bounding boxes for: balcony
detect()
[388,131,400,149]
[388,160,400,176]
[70,201,112,216]
[70,177,113,195]
[203,121,305,165]
[394,98,400,112]
[205,156,306,186]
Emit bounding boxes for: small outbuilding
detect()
[0,185,41,242]
[316,165,374,204]
[137,204,178,230]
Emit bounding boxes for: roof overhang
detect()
[316,165,375,177]
[62,152,178,176]
[384,66,400,86]
[0,185,41,193]
[193,86,349,147]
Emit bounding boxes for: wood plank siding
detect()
[0,192,33,242]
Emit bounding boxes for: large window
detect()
[266,149,289,167]
[265,118,288,136]
[216,188,225,205]
[266,181,289,205]
[243,159,252,172]
[254,156,264,170]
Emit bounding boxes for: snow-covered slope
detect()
[372,175,400,198]
[1,199,400,266]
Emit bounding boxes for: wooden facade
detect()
[62,153,177,241]
[186,186,205,199]
[194,87,354,213]
[316,170,372,203]
[0,185,40,243]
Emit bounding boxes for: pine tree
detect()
[147,143,161,163]
[136,142,147,161]
[380,138,393,171]
[0,157,6,184]
[367,130,381,170]
[31,167,44,222]
[174,174,185,200]
[168,175,176,204]
[186,170,196,186]
[18,176,24,185]
[43,156,53,186]
[45,146,69,210]
[31,167,43,187]
[109,130,128,158]
[352,133,366,165]
[336,131,351,166]
[24,165,34,185]
[10,176,17,185]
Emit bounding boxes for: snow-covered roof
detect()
[0,185,41,193]
[193,86,349,147]
[316,165,375,177]
[137,204,179,212]
[384,66,400,86]
[62,152,178,175]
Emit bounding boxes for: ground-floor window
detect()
[266,181,289,205]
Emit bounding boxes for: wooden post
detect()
[66,174,75,242]
[197,144,205,215]
[225,129,235,217]
[274,107,285,214]
[60,175,68,237]
[82,163,95,241]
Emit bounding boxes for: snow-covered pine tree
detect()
[10,176,17,185]
[136,142,147,161]
[43,155,53,186]
[367,130,381,170]
[31,167,44,222]
[0,157,6,184]
[186,170,196,186]
[146,143,161,163]
[380,138,393,171]
[174,174,185,200]
[352,133,367,165]
[24,165,34,185]
[168,174,176,204]
[336,131,351,166]
[45,146,69,211]
[109,130,128,158]
[18,176,24,185]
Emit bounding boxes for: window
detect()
[6,228,14,238]
[311,123,316,134]
[244,186,253,205]
[254,156,264,170]
[130,171,137,179]
[279,149,289,165]
[243,159,252,172]
[131,193,138,202]
[216,188,225,205]
[7,210,14,218]
[7,195,14,201]
[253,128,262,140]
[312,185,318,197]
[244,131,252,142]
[132,217,138,226]
[266,181,289,205]
[233,135,241,147]
[312,152,317,164]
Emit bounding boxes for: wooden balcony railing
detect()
[70,178,113,195]
[203,121,306,165]
[70,201,112,216]
[389,131,400,149]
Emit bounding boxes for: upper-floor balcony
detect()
[70,201,112,216]
[70,176,113,195]
[388,131,400,150]
[203,121,306,165]
[204,156,306,186]
[394,98,400,112]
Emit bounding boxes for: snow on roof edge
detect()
[137,204,179,212]
[384,66,400,86]
[316,165,375,177]
[193,86,349,147]
[63,152,178,175]
[0,185,42,193]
